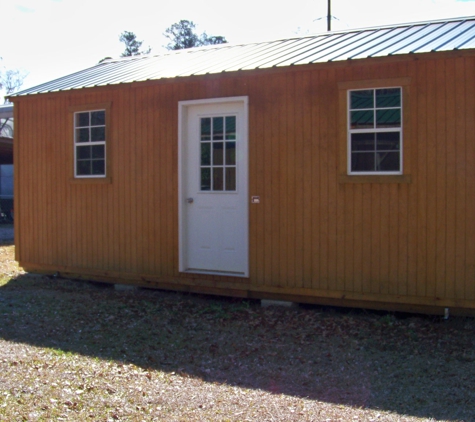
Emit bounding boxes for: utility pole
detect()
[327,0,332,31]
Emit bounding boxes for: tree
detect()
[119,31,151,57]
[164,20,227,50]
[0,61,27,136]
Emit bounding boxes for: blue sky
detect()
[1,0,474,96]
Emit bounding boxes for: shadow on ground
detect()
[1,274,474,421]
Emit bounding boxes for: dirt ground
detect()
[0,243,474,421]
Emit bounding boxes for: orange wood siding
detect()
[13,52,475,312]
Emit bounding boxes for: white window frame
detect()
[74,109,107,178]
[347,87,403,175]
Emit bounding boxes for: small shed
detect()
[9,17,475,315]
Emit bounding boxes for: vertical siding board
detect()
[318,69,330,290]
[251,77,266,285]
[279,74,289,287]
[344,185,354,292]
[286,73,296,288]
[398,184,409,296]
[294,72,305,289]
[370,184,381,294]
[454,57,467,300]
[379,184,390,296]
[465,57,475,301]
[444,58,457,299]
[426,61,437,297]
[310,69,321,289]
[169,85,178,275]
[269,76,282,286]
[402,62,417,297]
[388,184,399,295]
[435,59,447,299]
[353,184,363,293]
[301,71,313,288]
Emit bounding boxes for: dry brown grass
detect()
[0,243,474,421]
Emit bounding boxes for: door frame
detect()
[178,96,249,276]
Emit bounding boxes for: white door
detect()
[179,98,249,277]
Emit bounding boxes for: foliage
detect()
[119,31,151,57]
[164,20,228,50]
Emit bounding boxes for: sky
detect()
[1,0,474,97]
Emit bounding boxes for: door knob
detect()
[186,197,194,203]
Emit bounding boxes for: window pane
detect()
[376,132,400,151]
[351,110,374,129]
[376,109,401,128]
[92,160,105,175]
[77,145,91,159]
[376,88,400,108]
[213,142,224,165]
[351,133,375,151]
[77,160,91,175]
[91,126,105,141]
[213,117,224,140]
[76,112,89,127]
[225,116,236,140]
[213,167,223,191]
[225,167,236,191]
[91,110,105,126]
[201,118,211,141]
[201,143,211,166]
[350,90,373,109]
[92,145,105,159]
[225,142,236,165]
[377,152,400,171]
[76,128,90,143]
[351,152,375,172]
[201,168,211,191]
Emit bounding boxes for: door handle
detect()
[186,197,194,204]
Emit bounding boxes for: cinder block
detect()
[114,283,138,291]
[261,299,298,308]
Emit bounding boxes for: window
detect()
[348,87,402,174]
[200,115,237,191]
[74,109,106,177]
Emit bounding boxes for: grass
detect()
[0,244,474,421]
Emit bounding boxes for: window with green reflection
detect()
[348,88,402,174]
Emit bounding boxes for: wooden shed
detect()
[10,17,475,315]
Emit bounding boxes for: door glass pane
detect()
[201,118,211,141]
[225,142,236,165]
[213,117,224,140]
[225,167,236,191]
[213,167,223,191]
[213,142,224,165]
[225,116,236,140]
[201,168,211,190]
[201,143,211,165]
